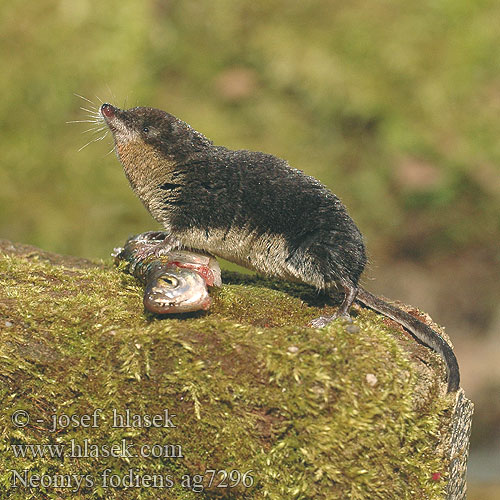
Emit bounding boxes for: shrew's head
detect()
[100,104,211,163]
[100,104,211,214]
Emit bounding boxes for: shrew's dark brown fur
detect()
[100,103,459,392]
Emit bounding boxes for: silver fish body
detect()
[143,263,211,313]
[114,232,221,314]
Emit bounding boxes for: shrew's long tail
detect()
[356,287,460,393]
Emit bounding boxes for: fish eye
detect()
[158,276,178,287]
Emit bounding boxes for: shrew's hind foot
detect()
[309,313,352,328]
[309,283,359,328]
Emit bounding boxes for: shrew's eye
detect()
[142,126,150,133]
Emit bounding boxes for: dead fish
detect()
[142,263,212,314]
[114,232,221,314]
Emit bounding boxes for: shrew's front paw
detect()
[114,231,182,272]
[133,241,173,261]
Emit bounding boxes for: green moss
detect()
[0,241,454,499]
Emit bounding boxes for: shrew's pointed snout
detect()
[101,103,116,119]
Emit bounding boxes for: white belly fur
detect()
[177,225,304,282]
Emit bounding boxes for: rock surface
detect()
[0,240,472,499]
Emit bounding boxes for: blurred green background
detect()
[1,0,499,496]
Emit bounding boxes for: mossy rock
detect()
[0,240,471,499]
